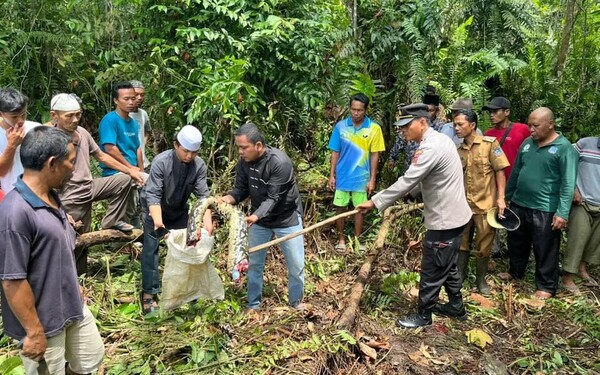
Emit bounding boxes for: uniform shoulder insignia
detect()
[483,136,496,143]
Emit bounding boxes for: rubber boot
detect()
[457,251,470,284]
[433,293,468,320]
[476,257,491,295]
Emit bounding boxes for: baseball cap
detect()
[50,93,81,111]
[482,97,511,111]
[177,125,203,152]
[487,207,520,231]
[394,103,430,127]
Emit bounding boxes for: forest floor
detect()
[0,205,599,374]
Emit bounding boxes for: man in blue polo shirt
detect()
[99,81,143,176]
[328,93,385,252]
[0,127,104,374]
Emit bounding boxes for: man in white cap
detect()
[139,125,213,314]
[0,88,41,194]
[49,93,145,274]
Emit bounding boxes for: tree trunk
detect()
[555,0,579,77]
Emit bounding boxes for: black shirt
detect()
[229,146,302,228]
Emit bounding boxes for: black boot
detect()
[457,251,470,284]
[433,298,468,320]
[395,310,432,328]
[476,257,491,295]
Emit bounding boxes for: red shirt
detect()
[484,123,531,179]
[0,189,4,202]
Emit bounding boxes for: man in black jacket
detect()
[219,123,305,312]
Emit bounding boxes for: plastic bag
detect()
[160,229,224,311]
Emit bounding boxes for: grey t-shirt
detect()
[129,108,151,168]
[0,178,82,340]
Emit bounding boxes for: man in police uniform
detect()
[357,104,472,328]
[454,109,509,294]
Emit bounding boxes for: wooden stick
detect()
[248,209,360,253]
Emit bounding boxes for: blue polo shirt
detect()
[0,178,82,340]
[99,111,140,176]
[328,116,385,192]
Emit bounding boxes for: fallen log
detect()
[75,229,143,251]
[336,203,424,330]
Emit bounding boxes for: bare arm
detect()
[368,152,380,195]
[2,280,46,361]
[93,150,144,185]
[148,205,163,230]
[495,169,507,216]
[329,151,340,191]
[0,126,26,176]
[136,147,143,171]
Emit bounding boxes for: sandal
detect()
[140,292,159,314]
[334,243,347,254]
[562,283,581,295]
[110,221,135,233]
[582,276,599,287]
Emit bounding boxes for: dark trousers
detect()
[507,203,560,294]
[418,225,466,312]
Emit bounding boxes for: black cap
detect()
[423,93,440,106]
[394,103,430,127]
[487,207,520,231]
[482,97,511,111]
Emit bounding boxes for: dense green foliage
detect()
[2,0,599,180]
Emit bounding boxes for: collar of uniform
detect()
[13,176,62,209]
[345,116,372,129]
[422,126,436,140]
[459,134,483,149]
[251,145,272,164]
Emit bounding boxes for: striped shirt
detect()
[574,137,600,206]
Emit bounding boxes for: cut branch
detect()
[75,229,143,251]
[336,203,424,330]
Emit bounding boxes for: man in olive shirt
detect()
[454,109,509,294]
[500,107,578,299]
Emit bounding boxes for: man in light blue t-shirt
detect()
[99,81,143,177]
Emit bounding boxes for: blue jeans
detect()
[247,217,305,309]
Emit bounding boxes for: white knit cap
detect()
[50,93,80,111]
[176,125,202,151]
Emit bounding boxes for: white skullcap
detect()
[177,125,202,151]
[50,93,80,111]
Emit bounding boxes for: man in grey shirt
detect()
[140,125,213,314]
[358,104,472,328]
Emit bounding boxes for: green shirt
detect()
[506,134,578,219]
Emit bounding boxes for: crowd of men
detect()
[0,83,598,371]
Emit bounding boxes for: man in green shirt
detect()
[499,107,578,299]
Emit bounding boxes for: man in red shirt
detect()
[483,97,531,180]
[483,97,531,258]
